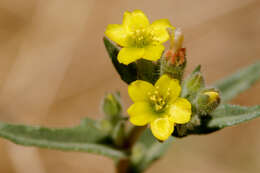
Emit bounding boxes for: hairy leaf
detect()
[186,104,260,135]
[208,104,260,129]
[214,62,260,103]
[0,118,127,160]
[103,37,137,84]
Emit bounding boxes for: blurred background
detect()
[0,0,259,172]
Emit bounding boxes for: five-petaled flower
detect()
[127,75,192,141]
[105,10,174,65]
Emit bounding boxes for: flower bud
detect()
[182,72,205,99]
[160,28,186,80]
[102,92,122,120]
[112,121,125,147]
[196,88,221,115]
[131,143,146,164]
[97,119,113,134]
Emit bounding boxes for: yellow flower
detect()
[105,10,174,65]
[127,74,191,141]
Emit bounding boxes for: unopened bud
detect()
[97,119,113,134]
[160,28,186,80]
[102,92,122,119]
[166,28,186,66]
[112,121,125,147]
[196,89,221,115]
[182,71,205,99]
[204,91,220,103]
[131,143,146,164]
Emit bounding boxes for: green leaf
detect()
[208,104,260,129]
[136,59,160,84]
[130,129,174,173]
[0,118,127,160]
[103,37,137,84]
[214,61,260,103]
[186,104,260,135]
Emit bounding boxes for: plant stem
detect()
[116,126,146,173]
[116,158,130,173]
[124,126,146,149]
[116,60,149,173]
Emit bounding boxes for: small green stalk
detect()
[116,126,146,173]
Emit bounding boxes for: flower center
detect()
[128,28,155,48]
[148,89,167,112]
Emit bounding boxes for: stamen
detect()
[149,89,168,112]
[128,28,156,48]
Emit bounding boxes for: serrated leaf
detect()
[214,61,260,103]
[0,118,127,160]
[103,37,137,84]
[130,129,174,173]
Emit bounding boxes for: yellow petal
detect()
[105,24,128,46]
[149,19,174,43]
[143,44,165,61]
[168,98,191,124]
[204,91,219,103]
[150,117,174,141]
[128,80,155,102]
[173,28,184,52]
[128,102,156,126]
[118,47,144,65]
[123,10,149,32]
[155,75,181,102]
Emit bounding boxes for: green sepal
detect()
[160,56,186,81]
[103,37,137,84]
[112,121,125,147]
[181,65,205,100]
[196,88,221,116]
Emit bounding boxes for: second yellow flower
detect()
[105,10,174,65]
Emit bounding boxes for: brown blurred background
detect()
[0,0,259,172]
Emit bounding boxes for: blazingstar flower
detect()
[105,10,174,65]
[127,74,192,141]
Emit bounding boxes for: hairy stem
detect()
[124,126,146,149]
[116,126,146,173]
